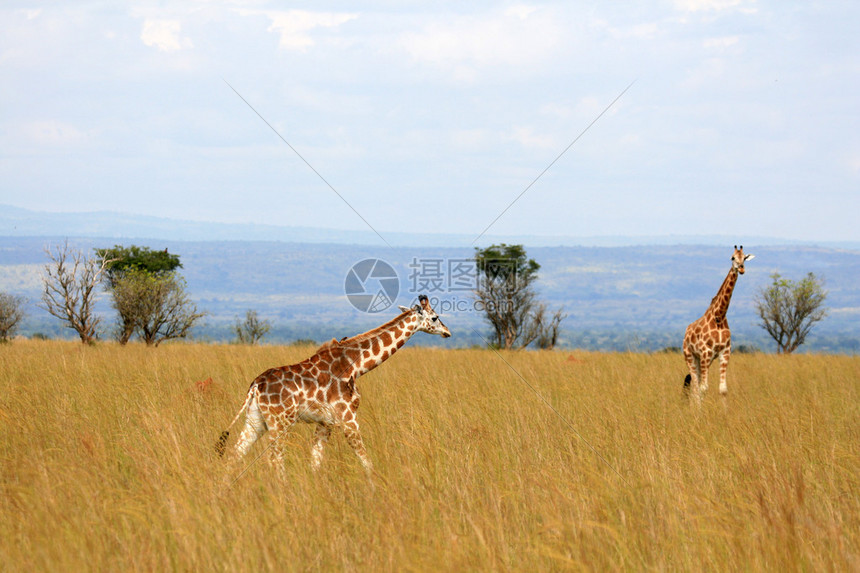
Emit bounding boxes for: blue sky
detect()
[1,1,858,244]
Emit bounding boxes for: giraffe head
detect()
[399,295,451,338]
[732,245,755,275]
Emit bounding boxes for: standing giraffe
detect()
[216,295,451,474]
[683,245,754,400]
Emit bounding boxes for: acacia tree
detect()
[755,272,827,354]
[97,245,181,280]
[0,292,26,342]
[474,244,565,349]
[96,245,182,344]
[40,241,114,344]
[111,268,204,347]
[234,310,271,345]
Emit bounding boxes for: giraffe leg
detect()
[683,346,697,392]
[267,438,287,479]
[233,396,267,457]
[684,352,704,405]
[718,349,731,395]
[692,357,704,404]
[266,413,297,478]
[311,423,333,471]
[342,419,373,474]
[698,351,712,397]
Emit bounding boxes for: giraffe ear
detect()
[744,254,755,261]
[398,305,410,313]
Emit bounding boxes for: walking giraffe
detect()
[683,245,754,401]
[216,295,451,474]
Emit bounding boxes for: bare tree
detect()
[234,310,271,345]
[755,272,828,354]
[535,304,567,350]
[111,269,204,346]
[0,292,26,342]
[40,241,114,344]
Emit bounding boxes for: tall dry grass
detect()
[0,340,858,571]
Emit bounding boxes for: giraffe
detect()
[216,295,451,475]
[683,245,754,400]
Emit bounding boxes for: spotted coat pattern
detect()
[683,246,754,400]
[217,297,451,474]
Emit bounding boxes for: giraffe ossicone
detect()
[216,294,451,475]
[682,245,754,402]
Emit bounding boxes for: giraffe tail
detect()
[215,383,256,457]
[684,374,692,388]
[215,431,230,457]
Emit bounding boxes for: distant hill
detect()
[4,204,855,249]
[2,234,858,352]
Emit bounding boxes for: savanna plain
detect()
[1,340,858,571]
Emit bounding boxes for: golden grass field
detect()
[1,339,858,571]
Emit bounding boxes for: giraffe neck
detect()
[708,267,738,322]
[335,311,420,380]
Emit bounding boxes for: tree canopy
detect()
[755,272,827,354]
[96,244,201,345]
[96,245,181,288]
[110,268,204,346]
[474,243,540,285]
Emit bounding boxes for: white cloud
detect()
[619,133,642,146]
[508,126,556,150]
[21,121,89,145]
[703,36,739,49]
[261,10,357,51]
[505,5,538,20]
[539,103,575,120]
[450,128,491,150]
[607,22,660,40]
[2,1,857,241]
[574,96,604,118]
[673,0,750,11]
[400,7,562,78]
[680,57,727,90]
[140,19,192,52]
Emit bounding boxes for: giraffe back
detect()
[252,352,360,427]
